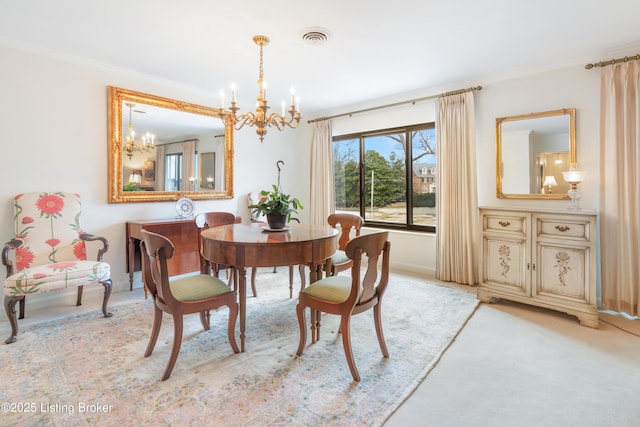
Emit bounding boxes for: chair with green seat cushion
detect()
[326,213,364,277]
[296,231,390,382]
[140,230,239,381]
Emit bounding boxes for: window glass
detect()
[332,123,435,232]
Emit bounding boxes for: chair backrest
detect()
[140,229,175,306]
[327,213,364,251]
[345,232,390,305]
[195,212,236,230]
[12,192,87,270]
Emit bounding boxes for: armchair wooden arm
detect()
[79,233,110,261]
[2,238,23,277]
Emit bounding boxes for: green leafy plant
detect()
[122,182,139,192]
[248,184,303,217]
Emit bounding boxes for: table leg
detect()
[238,266,247,352]
[128,237,135,291]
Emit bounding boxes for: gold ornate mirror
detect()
[108,86,233,203]
[496,108,575,199]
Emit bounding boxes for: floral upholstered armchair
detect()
[2,192,112,344]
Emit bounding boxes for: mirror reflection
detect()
[496,108,575,199]
[108,86,233,203]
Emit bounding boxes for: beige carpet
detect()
[0,269,478,426]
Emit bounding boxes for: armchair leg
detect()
[4,295,23,344]
[76,285,84,306]
[101,279,113,318]
[19,297,25,319]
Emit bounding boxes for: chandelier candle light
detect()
[124,103,155,159]
[220,35,301,142]
[561,163,586,210]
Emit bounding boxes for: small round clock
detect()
[176,197,195,218]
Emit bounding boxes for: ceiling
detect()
[1,0,640,116]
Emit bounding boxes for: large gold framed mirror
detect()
[496,108,575,199]
[107,86,233,203]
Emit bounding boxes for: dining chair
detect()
[295,231,391,382]
[195,211,238,282]
[140,230,239,381]
[2,191,112,344]
[326,213,364,277]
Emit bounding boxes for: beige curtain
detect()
[600,61,640,316]
[155,145,166,191]
[435,92,479,285]
[309,120,334,226]
[182,139,196,191]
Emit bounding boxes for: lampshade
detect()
[562,169,586,184]
[128,170,142,184]
[543,175,558,187]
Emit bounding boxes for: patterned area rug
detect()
[0,269,478,426]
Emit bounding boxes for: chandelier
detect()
[124,102,155,159]
[220,35,301,142]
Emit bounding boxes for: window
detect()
[333,123,436,232]
[165,153,183,191]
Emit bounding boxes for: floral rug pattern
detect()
[0,270,479,426]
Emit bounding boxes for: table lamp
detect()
[543,175,558,194]
[561,163,586,210]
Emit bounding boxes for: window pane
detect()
[411,127,436,227]
[165,153,182,191]
[333,138,360,213]
[363,133,406,224]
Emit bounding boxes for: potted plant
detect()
[248,184,303,229]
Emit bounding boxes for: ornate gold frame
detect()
[107,86,233,203]
[496,108,575,199]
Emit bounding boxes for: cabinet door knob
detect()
[498,221,511,227]
[555,225,570,232]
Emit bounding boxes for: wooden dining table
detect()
[200,222,339,351]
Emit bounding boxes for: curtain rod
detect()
[307,85,483,124]
[154,138,199,147]
[585,53,640,69]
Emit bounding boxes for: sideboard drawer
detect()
[483,213,527,236]
[537,217,591,242]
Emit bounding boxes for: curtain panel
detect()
[309,120,334,226]
[435,92,479,285]
[600,61,640,316]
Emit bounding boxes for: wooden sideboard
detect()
[126,218,200,291]
[478,207,598,327]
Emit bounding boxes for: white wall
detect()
[0,43,607,315]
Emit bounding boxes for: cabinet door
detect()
[534,241,590,304]
[483,235,529,296]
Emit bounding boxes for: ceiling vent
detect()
[301,28,331,45]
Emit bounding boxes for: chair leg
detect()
[227,302,240,353]
[18,297,25,319]
[295,303,307,356]
[340,316,360,382]
[288,265,294,298]
[373,303,389,358]
[251,267,257,297]
[101,279,113,318]
[4,295,23,344]
[162,314,184,381]
[200,310,211,331]
[144,305,163,357]
[76,285,84,306]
